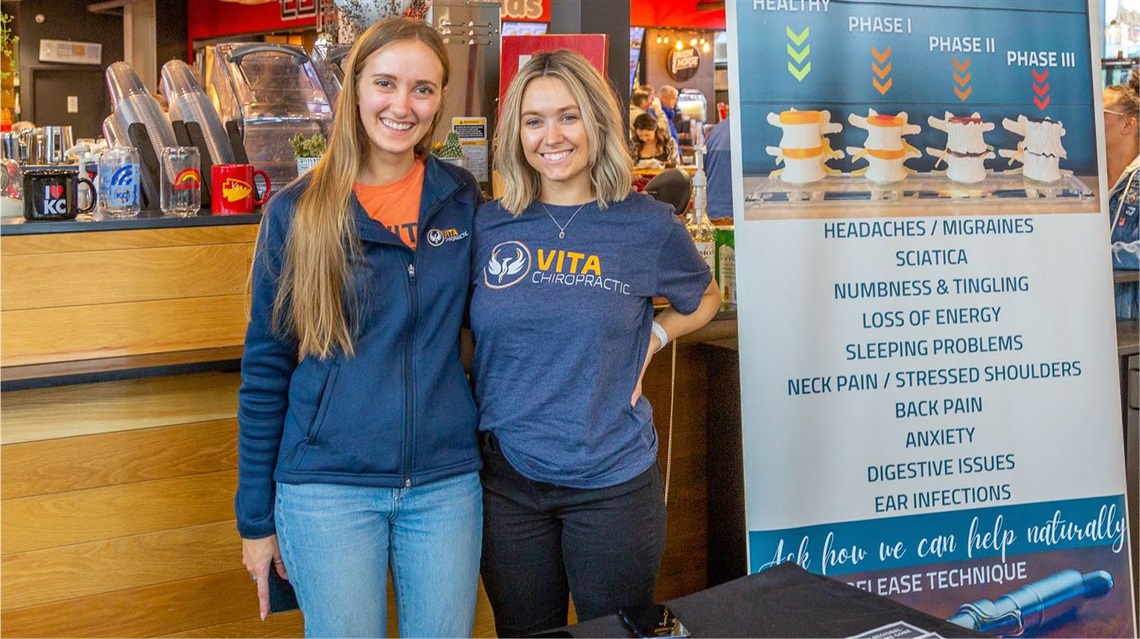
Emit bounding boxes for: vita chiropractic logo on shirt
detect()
[483,240,630,294]
[425,227,469,247]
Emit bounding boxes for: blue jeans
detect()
[275,473,482,638]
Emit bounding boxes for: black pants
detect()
[479,433,667,637]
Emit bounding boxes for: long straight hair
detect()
[494,50,632,215]
[272,18,449,359]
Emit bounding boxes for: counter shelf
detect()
[1,210,262,235]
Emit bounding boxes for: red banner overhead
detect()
[630,0,725,30]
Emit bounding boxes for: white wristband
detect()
[651,321,669,352]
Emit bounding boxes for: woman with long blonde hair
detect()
[235,17,483,637]
[470,50,721,636]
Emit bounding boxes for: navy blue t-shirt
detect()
[470,192,712,489]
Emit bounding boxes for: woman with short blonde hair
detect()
[470,49,722,637]
[494,49,632,214]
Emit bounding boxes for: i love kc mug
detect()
[211,164,271,215]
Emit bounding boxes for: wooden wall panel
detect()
[1,470,236,553]
[163,612,305,638]
[1,372,239,444]
[2,570,280,638]
[1,295,249,366]
[1,244,253,310]
[0,225,259,256]
[2,419,237,499]
[2,521,239,610]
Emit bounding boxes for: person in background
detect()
[629,112,680,167]
[629,86,652,127]
[471,49,721,637]
[235,17,483,637]
[655,85,682,151]
[1105,69,1139,321]
[703,116,733,222]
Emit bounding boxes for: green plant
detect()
[432,131,463,159]
[0,12,18,83]
[289,132,327,158]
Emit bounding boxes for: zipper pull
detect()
[408,264,416,280]
[405,478,412,487]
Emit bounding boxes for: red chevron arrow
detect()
[1034,95,1050,110]
[953,57,971,72]
[1033,82,1049,97]
[873,78,893,95]
[1032,68,1049,83]
[871,46,891,63]
[873,61,892,79]
[955,86,973,101]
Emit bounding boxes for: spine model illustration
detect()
[927,112,996,184]
[999,115,1067,183]
[766,109,844,184]
[846,109,922,184]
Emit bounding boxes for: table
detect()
[554,563,988,638]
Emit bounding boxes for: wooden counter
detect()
[1,221,258,379]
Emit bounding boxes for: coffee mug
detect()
[22,168,96,221]
[211,164,271,215]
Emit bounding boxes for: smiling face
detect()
[356,39,443,176]
[520,76,593,201]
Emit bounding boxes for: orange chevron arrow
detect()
[873,61,892,79]
[871,46,891,63]
[954,71,971,86]
[873,77,893,95]
[1034,95,1050,110]
[1032,68,1049,82]
[955,86,973,101]
[1033,82,1049,97]
[953,57,971,72]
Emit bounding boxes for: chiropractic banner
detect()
[726,0,1135,636]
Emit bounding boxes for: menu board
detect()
[726,0,1135,636]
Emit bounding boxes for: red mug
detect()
[211,164,271,214]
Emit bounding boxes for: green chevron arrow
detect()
[787,43,810,64]
[786,26,809,46]
[788,60,812,81]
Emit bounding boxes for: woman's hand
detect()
[631,280,721,406]
[243,534,287,620]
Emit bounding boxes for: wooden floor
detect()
[0,344,710,637]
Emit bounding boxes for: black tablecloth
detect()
[555,563,990,638]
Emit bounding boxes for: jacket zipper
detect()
[401,166,464,488]
[403,259,417,488]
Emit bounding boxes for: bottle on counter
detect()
[687,145,716,274]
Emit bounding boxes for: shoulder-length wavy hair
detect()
[272,18,449,359]
[494,49,632,215]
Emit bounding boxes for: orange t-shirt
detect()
[353,159,425,250]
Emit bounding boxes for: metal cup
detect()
[0,132,20,161]
[20,129,44,165]
[43,126,74,164]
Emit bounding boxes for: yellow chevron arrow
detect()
[788,61,811,81]
[787,43,810,64]
[786,26,809,46]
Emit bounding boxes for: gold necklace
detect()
[541,201,589,239]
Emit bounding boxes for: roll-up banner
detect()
[726,0,1135,636]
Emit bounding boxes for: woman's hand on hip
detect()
[243,534,287,620]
